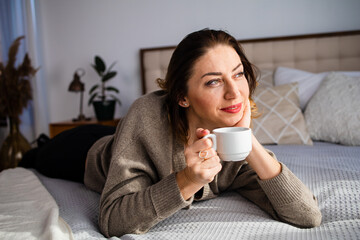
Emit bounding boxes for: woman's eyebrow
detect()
[232,63,242,72]
[200,63,242,79]
[201,72,221,79]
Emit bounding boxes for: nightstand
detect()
[49,118,121,138]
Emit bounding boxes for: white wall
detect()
[36,0,360,129]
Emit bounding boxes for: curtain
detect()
[0,24,6,145]
[25,0,50,141]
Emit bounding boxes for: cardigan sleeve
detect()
[99,170,192,237]
[256,163,322,227]
[96,92,194,237]
[226,161,322,228]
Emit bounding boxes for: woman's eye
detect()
[234,72,244,78]
[205,79,220,86]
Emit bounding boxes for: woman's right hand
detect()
[176,128,222,200]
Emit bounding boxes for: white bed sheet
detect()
[0,168,74,240]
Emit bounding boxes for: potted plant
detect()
[88,55,121,121]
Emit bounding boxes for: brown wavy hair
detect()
[157,29,258,144]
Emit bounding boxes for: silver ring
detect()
[199,150,209,159]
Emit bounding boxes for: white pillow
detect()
[274,67,360,111]
[304,73,360,146]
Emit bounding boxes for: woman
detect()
[84,29,322,237]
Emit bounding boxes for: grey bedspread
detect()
[35,142,360,240]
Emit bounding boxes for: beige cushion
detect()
[304,73,360,146]
[252,83,313,145]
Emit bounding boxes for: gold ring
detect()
[199,150,209,159]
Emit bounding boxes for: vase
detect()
[0,118,31,171]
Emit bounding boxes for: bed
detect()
[1,30,360,240]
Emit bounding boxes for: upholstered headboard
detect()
[140,30,360,94]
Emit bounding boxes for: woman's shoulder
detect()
[132,90,167,108]
[127,90,167,118]
[120,90,168,131]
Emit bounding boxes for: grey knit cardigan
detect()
[84,91,322,237]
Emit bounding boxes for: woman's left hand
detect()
[235,99,282,180]
[235,98,251,128]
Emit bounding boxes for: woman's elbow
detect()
[99,210,129,238]
[290,207,322,228]
[99,205,151,237]
[302,208,322,228]
[98,203,126,238]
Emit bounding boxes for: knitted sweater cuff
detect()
[257,163,305,205]
[150,172,193,218]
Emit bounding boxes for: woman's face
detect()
[182,44,249,131]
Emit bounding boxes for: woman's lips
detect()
[221,103,242,113]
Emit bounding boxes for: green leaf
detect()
[102,71,117,82]
[115,98,122,106]
[95,56,106,73]
[109,94,122,106]
[88,92,98,106]
[91,64,102,76]
[107,61,117,72]
[105,86,119,93]
[89,84,99,94]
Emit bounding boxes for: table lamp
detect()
[68,68,88,121]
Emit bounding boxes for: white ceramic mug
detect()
[203,127,252,161]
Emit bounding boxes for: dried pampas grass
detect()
[0,36,38,125]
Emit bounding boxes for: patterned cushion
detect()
[252,82,313,145]
[257,69,274,88]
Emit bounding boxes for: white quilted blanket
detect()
[0,168,74,240]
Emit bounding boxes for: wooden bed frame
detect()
[140,30,360,94]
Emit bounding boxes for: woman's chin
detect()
[206,114,242,129]
[220,119,242,128]
[226,115,243,127]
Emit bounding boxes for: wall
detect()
[36,0,360,130]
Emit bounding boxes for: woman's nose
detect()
[224,79,240,99]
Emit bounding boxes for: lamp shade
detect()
[68,71,85,92]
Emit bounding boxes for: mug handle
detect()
[203,134,217,150]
